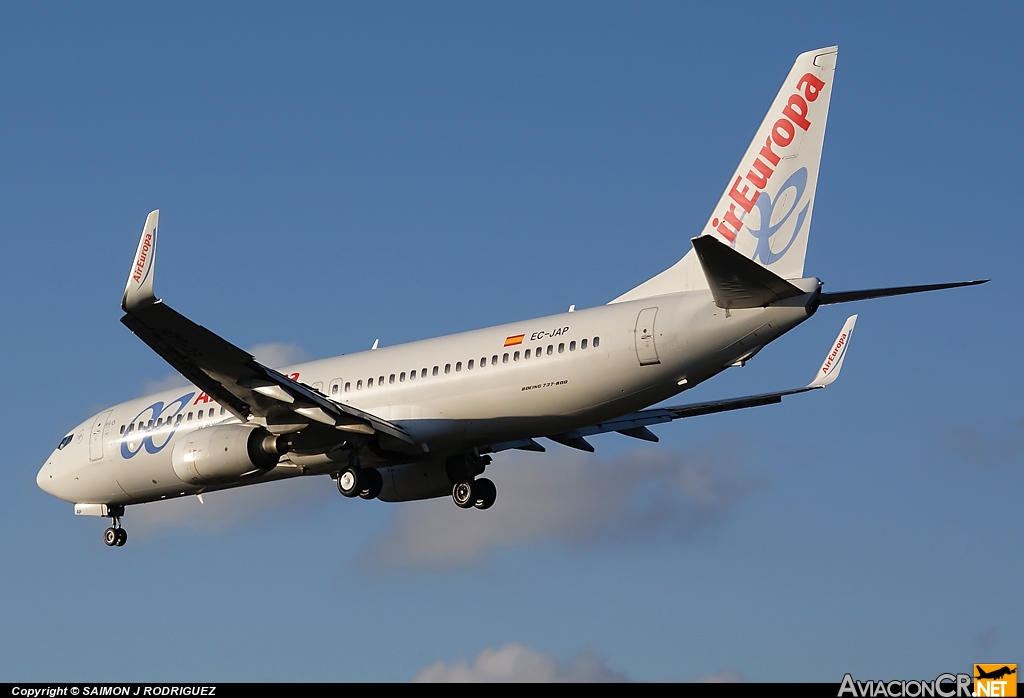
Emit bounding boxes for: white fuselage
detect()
[37,289,814,506]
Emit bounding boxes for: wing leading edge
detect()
[119,211,413,443]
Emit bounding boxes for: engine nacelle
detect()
[172,425,287,486]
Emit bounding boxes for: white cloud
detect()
[363,444,764,569]
[249,342,307,368]
[694,670,743,683]
[414,643,628,683]
[142,373,188,395]
[137,342,307,396]
[940,418,1024,469]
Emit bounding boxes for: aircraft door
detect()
[328,378,344,399]
[89,410,113,461]
[634,307,661,366]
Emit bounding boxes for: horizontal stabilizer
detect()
[692,235,805,309]
[819,279,988,305]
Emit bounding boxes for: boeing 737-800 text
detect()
[37,47,985,547]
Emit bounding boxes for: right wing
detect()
[120,211,413,444]
[488,315,858,454]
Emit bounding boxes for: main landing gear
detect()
[336,465,384,500]
[103,505,127,547]
[446,453,496,510]
[452,477,497,510]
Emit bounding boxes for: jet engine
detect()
[172,425,288,485]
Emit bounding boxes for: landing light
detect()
[677,378,688,386]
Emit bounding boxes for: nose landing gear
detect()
[103,506,127,547]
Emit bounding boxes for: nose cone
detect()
[37,453,76,502]
[37,456,58,496]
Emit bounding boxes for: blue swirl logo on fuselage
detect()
[746,167,810,266]
[120,392,195,460]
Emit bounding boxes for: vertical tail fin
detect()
[613,46,838,303]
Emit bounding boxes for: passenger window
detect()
[379,376,385,386]
[409,370,416,381]
[157,418,163,427]
[445,364,451,374]
[570,341,576,351]
[400,372,406,382]
[503,353,509,364]
[176,415,183,425]
[594,336,600,347]
[480,357,487,367]
[220,408,225,416]
[186,414,192,422]
[492,354,498,365]
[389,374,396,384]
[148,419,154,428]
[558,343,564,353]
[421,368,427,378]
[581,339,588,349]
[331,384,339,395]
[468,360,474,370]
[357,380,363,390]
[433,366,439,376]
[209,408,215,418]
[456,362,462,372]
[368,377,374,387]
[119,425,126,435]
[525,349,531,359]
[345,382,351,392]
[514,351,520,361]
[547,345,553,355]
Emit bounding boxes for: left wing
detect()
[489,315,858,454]
[120,211,413,443]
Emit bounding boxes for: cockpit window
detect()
[57,434,74,450]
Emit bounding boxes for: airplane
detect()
[37,46,987,547]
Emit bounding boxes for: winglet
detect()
[808,315,857,388]
[122,210,159,312]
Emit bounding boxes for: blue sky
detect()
[1,1,1020,682]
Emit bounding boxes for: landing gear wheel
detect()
[338,467,363,498]
[453,481,476,509]
[104,527,118,546]
[473,478,497,510]
[115,528,128,546]
[359,468,383,500]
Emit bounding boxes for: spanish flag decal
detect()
[504,334,525,347]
